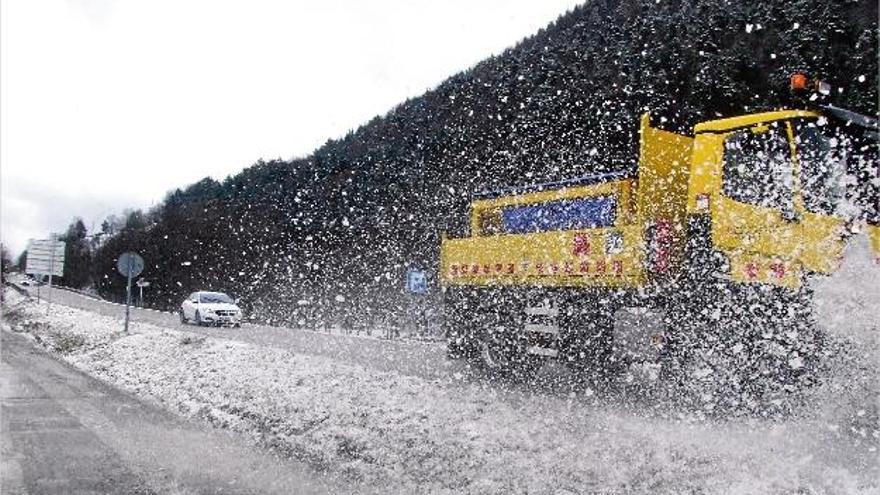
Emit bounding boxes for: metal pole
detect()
[46,236,56,315]
[124,258,133,333]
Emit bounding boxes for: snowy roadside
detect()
[2,285,878,494]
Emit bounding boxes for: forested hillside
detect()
[87,0,878,326]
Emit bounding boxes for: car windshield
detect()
[200,293,234,304]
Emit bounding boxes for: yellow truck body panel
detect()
[693,110,821,133]
[441,226,645,288]
[870,225,880,261]
[442,109,865,292]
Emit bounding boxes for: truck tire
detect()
[478,327,540,382]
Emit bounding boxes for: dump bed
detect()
[441,224,647,288]
[440,115,694,290]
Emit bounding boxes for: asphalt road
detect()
[0,328,366,495]
[23,285,453,381]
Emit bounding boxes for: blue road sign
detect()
[406,269,427,294]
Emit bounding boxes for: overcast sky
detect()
[1,0,584,255]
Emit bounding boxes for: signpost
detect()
[405,268,428,337]
[135,278,150,307]
[26,237,65,313]
[117,252,145,332]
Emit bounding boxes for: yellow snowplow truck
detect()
[440,76,878,410]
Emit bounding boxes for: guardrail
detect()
[8,282,447,344]
[51,285,106,302]
[3,281,31,299]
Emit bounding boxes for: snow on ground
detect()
[2,238,878,494]
[808,235,880,473]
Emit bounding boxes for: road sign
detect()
[135,279,150,288]
[406,269,428,294]
[26,239,65,277]
[117,252,144,333]
[117,252,144,278]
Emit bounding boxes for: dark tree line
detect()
[83,0,876,326]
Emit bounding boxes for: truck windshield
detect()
[793,119,847,216]
[722,123,793,212]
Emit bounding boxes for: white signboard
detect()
[26,239,66,277]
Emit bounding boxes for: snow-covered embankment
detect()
[2,264,878,495]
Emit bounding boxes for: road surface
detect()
[0,328,363,495]
[23,285,452,381]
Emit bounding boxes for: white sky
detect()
[1,0,584,255]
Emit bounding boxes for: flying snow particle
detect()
[793,22,800,29]
[335,295,345,303]
[858,75,866,83]
[788,356,804,370]
[694,368,713,379]
[181,261,192,266]
[745,24,754,33]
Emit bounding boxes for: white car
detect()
[180,291,243,327]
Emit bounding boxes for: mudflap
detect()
[557,303,619,388]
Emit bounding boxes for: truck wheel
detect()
[479,328,540,382]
